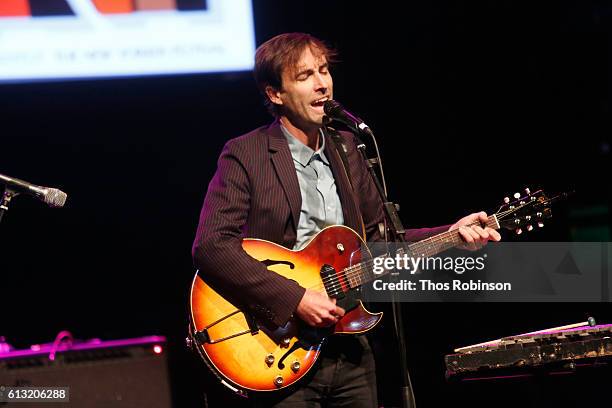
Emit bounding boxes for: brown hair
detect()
[254,33,337,116]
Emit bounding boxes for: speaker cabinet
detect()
[0,336,171,408]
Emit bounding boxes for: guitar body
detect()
[189,225,383,394]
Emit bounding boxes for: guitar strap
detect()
[324,126,367,241]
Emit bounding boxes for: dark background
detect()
[1,1,611,407]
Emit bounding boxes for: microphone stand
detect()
[0,188,18,224]
[352,131,417,408]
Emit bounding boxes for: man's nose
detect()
[313,72,327,91]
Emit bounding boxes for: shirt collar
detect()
[281,125,329,167]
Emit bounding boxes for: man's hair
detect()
[254,32,337,116]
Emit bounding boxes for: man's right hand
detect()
[295,289,345,327]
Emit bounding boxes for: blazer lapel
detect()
[322,128,363,235]
[268,121,302,232]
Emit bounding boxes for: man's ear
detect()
[265,85,283,106]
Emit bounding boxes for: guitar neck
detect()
[345,215,500,289]
[408,214,500,258]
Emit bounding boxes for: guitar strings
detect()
[308,209,524,294]
[321,217,496,289]
[311,217,498,294]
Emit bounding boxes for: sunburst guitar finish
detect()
[189,225,383,395]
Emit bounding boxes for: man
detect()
[192,32,501,407]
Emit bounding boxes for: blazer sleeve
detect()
[192,139,305,327]
[343,132,451,243]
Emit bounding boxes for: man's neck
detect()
[279,116,321,151]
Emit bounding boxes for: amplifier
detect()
[0,335,171,408]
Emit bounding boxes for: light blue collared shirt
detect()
[281,126,344,250]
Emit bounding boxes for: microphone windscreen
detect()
[323,99,343,116]
[45,189,68,208]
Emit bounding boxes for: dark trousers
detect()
[252,335,378,408]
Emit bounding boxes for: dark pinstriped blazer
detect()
[192,120,448,327]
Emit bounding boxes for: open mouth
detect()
[311,97,329,109]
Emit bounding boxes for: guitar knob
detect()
[525,188,531,195]
[514,192,521,199]
[265,354,275,366]
[515,228,523,235]
[527,225,533,232]
[336,243,345,253]
[503,197,510,204]
[274,375,284,387]
[281,337,291,347]
[291,361,301,372]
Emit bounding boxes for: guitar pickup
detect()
[320,264,346,299]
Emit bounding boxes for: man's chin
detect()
[283,113,324,131]
[311,114,326,127]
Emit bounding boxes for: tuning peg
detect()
[527,225,533,231]
[525,188,531,195]
[503,197,510,204]
[515,228,523,235]
[514,192,521,199]
[514,219,521,225]
[538,222,544,228]
[520,200,525,205]
[537,212,543,218]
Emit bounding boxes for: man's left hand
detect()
[449,211,501,251]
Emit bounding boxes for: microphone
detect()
[0,173,67,208]
[323,99,374,136]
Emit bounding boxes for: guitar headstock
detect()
[495,188,552,235]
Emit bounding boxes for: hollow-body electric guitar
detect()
[188,189,561,396]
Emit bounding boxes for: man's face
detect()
[268,46,333,130]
